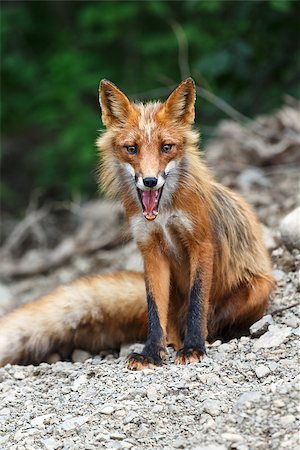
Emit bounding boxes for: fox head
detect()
[97,78,198,221]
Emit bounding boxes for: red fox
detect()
[0,79,274,369]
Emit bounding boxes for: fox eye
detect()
[125,145,137,155]
[161,144,173,153]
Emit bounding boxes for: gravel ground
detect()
[0,261,299,450]
[0,311,299,450]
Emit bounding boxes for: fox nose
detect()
[143,177,158,188]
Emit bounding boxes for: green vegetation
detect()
[1,0,299,211]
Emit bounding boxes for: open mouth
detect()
[137,187,163,221]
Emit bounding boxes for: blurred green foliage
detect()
[1,0,299,212]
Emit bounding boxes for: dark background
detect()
[1,0,299,213]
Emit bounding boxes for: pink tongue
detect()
[141,190,158,216]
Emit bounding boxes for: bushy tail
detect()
[0,272,147,367]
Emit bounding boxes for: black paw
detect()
[126,352,162,370]
[175,345,206,365]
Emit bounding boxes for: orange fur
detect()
[0,272,147,367]
[98,78,275,368]
[0,79,275,368]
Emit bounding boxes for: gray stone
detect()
[279,207,300,251]
[237,391,262,406]
[253,325,292,350]
[13,370,25,380]
[72,374,88,391]
[268,361,278,371]
[218,342,235,352]
[152,404,163,413]
[293,327,300,336]
[280,415,296,425]
[107,441,122,449]
[31,414,52,427]
[203,399,222,417]
[100,405,115,415]
[250,314,274,338]
[283,316,299,328]
[95,432,110,442]
[123,411,139,424]
[121,442,133,449]
[59,415,89,430]
[245,352,256,361]
[42,437,60,450]
[173,438,186,448]
[146,385,158,401]
[255,365,271,379]
[110,432,126,440]
[221,432,244,442]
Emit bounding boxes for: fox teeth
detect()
[143,210,158,217]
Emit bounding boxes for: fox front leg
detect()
[175,243,213,365]
[127,247,170,370]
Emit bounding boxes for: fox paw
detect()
[126,352,162,370]
[175,347,206,365]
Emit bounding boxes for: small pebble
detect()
[249,315,274,338]
[280,415,296,425]
[31,414,52,427]
[255,365,271,379]
[100,405,115,415]
[237,391,262,406]
[123,411,139,424]
[253,325,292,350]
[152,404,163,413]
[221,432,244,442]
[203,399,221,417]
[59,416,89,431]
[72,374,88,391]
[42,438,60,450]
[13,371,25,380]
[147,385,158,401]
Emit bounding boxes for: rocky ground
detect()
[0,309,299,450]
[0,102,299,449]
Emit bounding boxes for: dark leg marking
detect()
[127,286,165,369]
[176,273,206,364]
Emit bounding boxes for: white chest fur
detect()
[130,210,193,252]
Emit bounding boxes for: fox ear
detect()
[161,78,196,125]
[99,80,132,127]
